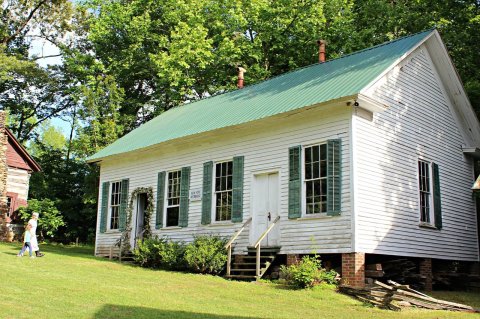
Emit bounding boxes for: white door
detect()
[250,172,280,247]
[130,193,146,249]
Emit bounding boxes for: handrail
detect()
[225,217,252,249]
[225,217,252,276]
[254,216,280,278]
[254,216,280,248]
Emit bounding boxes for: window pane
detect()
[305,147,312,164]
[305,163,312,179]
[313,162,320,179]
[320,159,327,177]
[320,144,327,160]
[166,207,179,227]
[313,145,319,162]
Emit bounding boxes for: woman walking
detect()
[28,212,44,257]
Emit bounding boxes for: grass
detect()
[1,242,479,319]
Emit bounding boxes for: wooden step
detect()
[232,262,269,267]
[231,268,257,272]
[247,246,281,253]
[225,274,257,280]
[240,255,275,260]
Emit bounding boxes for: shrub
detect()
[280,255,338,289]
[133,237,166,268]
[133,237,186,270]
[160,240,186,270]
[184,235,228,275]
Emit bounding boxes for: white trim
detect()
[356,94,389,113]
[108,180,122,230]
[417,159,435,227]
[164,169,182,227]
[211,159,234,223]
[301,142,328,216]
[350,109,357,252]
[360,31,435,96]
[426,31,480,146]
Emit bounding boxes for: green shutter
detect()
[156,172,166,229]
[433,162,442,230]
[118,179,129,231]
[179,167,191,227]
[288,146,301,219]
[327,139,341,216]
[100,182,110,233]
[232,156,244,223]
[201,161,213,225]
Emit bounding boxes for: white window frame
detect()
[302,142,328,216]
[164,169,182,227]
[418,160,435,225]
[109,181,122,230]
[212,159,233,222]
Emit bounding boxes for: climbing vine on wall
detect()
[118,187,154,253]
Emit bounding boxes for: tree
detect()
[18,199,65,240]
[352,0,480,116]
[0,0,75,141]
[68,0,358,134]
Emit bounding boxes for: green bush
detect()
[160,240,186,270]
[133,237,186,270]
[280,255,338,289]
[133,237,166,268]
[183,235,228,275]
[18,199,65,240]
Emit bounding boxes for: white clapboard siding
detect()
[7,167,30,200]
[353,45,479,261]
[95,104,352,256]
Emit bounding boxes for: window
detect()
[215,161,233,221]
[110,181,122,229]
[166,170,181,227]
[6,197,12,217]
[304,144,328,214]
[418,160,433,224]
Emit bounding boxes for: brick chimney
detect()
[0,111,8,241]
[237,66,246,89]
[317,40,326,63]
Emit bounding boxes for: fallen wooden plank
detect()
[366,270,384,278]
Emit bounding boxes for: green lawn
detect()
[1,242,479,319]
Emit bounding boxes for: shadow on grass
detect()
[94,304,265,319]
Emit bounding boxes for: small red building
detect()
[0,111,40,240]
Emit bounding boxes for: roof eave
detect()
[5,128,41,172]
[86,95,357,163]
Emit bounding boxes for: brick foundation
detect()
[341,252,365,288]
[286,254,300,266]
[419,258,433,291]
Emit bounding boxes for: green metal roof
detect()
[88,30,433,162]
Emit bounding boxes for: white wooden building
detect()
[88,30,480,287]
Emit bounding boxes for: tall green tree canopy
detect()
[1,0,480,243]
